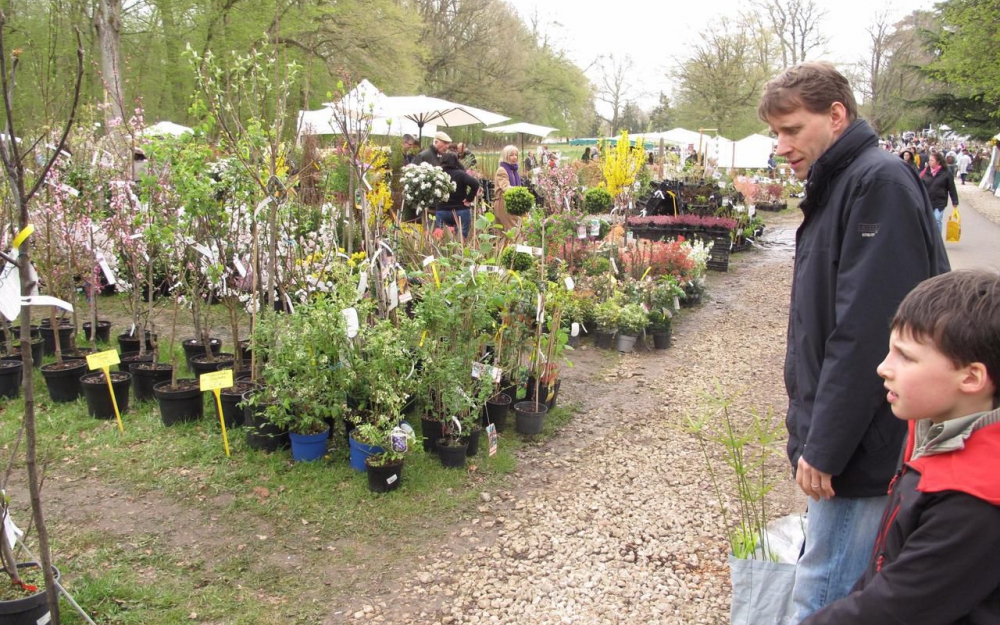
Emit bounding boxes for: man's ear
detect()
[830,102,849,134]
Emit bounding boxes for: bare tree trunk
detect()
[93,0,124,125]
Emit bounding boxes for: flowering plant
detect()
[400,163,456,215]
[682,239,713,280]
[533,165,581,213]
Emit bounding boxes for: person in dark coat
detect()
[434,152,479,240]
[802,270,1000,625]
[413,131,451,167]
[919,150,959,234]
[401,134,418,165]
[758,62,950,622]
[899,148,918,170]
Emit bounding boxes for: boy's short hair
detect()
[758,61,858,124]
[891,270,1000,399]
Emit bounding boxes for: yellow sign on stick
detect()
[201,369,234,457]
[86,349,120,370]
[199,369,234,391]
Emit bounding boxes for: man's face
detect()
[767,104,845,181]
[403,139,416,153]
[433,139,448,154]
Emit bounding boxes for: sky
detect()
[505,0,938,114]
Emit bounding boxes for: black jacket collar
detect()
[801,119,878,214]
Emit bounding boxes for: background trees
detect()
[2,0,592,136]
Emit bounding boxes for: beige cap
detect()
[434,131,452,143]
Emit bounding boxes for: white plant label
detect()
[515,244,532,255]
[571,322,580,337]
[0,259,20,322]
[386,474,398,485]
[234,257,247,278]
[626,231,634,244]
[610,258,618,274]
[422,255,436,267]
[99,258,117,285]
[129,323,136,337]
[564,276,575,291]
[589,219,600,237]
[536,294,544,323]
[356,270,369,298]
[387,278,399,311]
[1,508,22,550]
[191,242,214,261]
[577,225,587,240]
[21,295,74,312]
[673,296,681,310]
[342,307,360,338]
[451,416,462,436]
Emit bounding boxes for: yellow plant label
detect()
[12,224,34,249]
[86,349,120,370]
[200,369,234,392]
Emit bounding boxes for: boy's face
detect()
[877,329,974,424]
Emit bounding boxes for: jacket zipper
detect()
[874,467,905,572]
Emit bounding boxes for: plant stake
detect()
[200,369,234,457]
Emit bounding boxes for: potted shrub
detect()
[592,297,622,349]
[503,186,535,217]
[583,186,612,215]
[647,276,684,349]
[615,303,648,353]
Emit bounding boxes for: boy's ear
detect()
[961,362,995,397]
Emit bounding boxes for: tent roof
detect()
[484,122,558,137]
[142,121,193,137]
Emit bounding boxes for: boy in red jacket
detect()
[802,269,1000,624]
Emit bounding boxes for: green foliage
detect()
[684,389,785,560]
[593,297,622,331]
[503,186,535,217]
[499,246,536,273]
[584,187,613,215]
[617,303,648,336]
[582,255,611,277]
[926,0,1000,122]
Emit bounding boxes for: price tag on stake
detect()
[199,369,234,392]
[487,424,498,456]
[201,370,234,457]
[234,257,247,278]
[571,322,580,337]
[86,349,120,370]
[564,276,575,291]
[87,350,124,433]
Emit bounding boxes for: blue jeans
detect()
[933,208,944,233]
[434,208,471,240]
[791,495,887,623]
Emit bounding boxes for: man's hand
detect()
[797,456,835,501]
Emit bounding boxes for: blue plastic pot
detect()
[289,428,330,462]
[349,433,385,472]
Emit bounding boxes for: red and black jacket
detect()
[803,420,1000,624]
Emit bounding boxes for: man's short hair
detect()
[891,270,1000,398]
[758,62,858,124]
[402,134,416,144]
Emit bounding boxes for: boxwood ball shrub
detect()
[504,186,536,216]
[583,255,612,276]
[500,246,536,272]
[584,187,613,214]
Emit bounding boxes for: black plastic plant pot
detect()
[219,381,260,429]
[243,393,289,452]
[9,339,44,368]
[83,320,113,342]
[117,351,154,373]
[463,427,482,457]
[153,379,204,426]
[81,371,131,419]
[513,400,548,436]
[0,563,60,624]
[39,324,75,357]
[437,437,469,468]
[130,362,174,402]
[420,417,445,453]
[182,338,222,371]
[366,456,404,493]
[0,359,23,400]
[40,360,88,403]
[526,378,562,410]
[652,330,672,350]
[594,330,615,350]
[190,353,235,377]
[482,392,512,432]
[118,331,156,354]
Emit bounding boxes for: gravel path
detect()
[959,182,1000,227]
[340,216,803,625]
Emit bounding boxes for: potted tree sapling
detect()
[615,303,648,353]
[647,276,684,349]
[592,296,622,350]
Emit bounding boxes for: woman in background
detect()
[491,145,521,229]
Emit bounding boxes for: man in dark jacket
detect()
[758,62,950,622]
[412,131,451,167]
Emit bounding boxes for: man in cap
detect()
[413,131,452,167]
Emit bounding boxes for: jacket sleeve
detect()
[494,168,510,194]
[802,493,1000,625]
[462,173,480,203]
[803,176,940,477]
[947,174,959,206]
